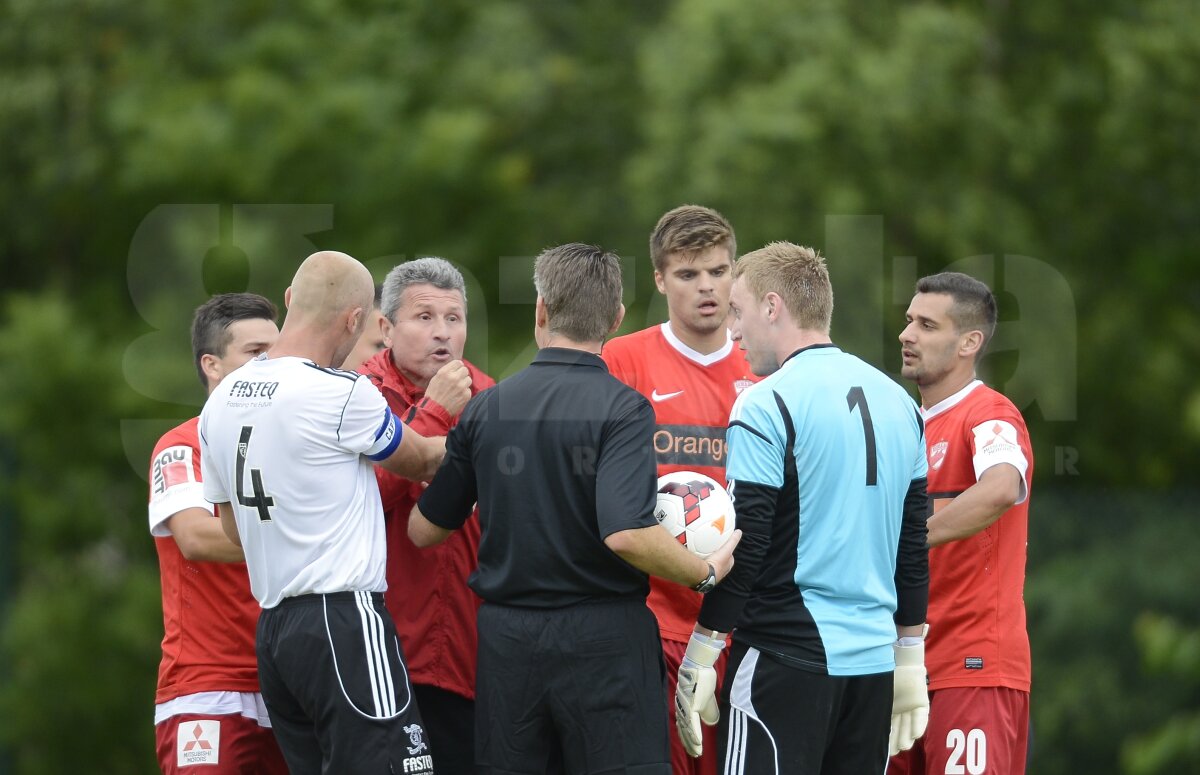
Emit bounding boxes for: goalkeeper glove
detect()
[889,631,930,757]
[675,630,725,758]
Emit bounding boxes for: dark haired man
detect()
[889,272,1034,775]
[148,292,287,774]
[603,205,757,775]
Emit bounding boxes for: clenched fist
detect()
[424,360,472,417]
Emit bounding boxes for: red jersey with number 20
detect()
[922,380,1033,693]
[602,323,758,642]
[148,418,260,704]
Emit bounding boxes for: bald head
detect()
[288,251,376,328]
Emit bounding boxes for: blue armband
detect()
[365,408,403,461]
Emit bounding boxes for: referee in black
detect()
[410,243,741,774]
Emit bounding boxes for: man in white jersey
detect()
[199,251,445,775]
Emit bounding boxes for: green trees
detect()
[1,1,1197,772]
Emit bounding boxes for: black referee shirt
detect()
[418,347,659,608]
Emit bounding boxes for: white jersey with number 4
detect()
[199,355,402,609]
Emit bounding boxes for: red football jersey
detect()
[922,381,1033,692]
[603,323,758,642]
[148,418,261,703]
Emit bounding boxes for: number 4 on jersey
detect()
[236,425,275,522]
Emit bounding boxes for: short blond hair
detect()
[649,205,736,274]
[734,242,833,332]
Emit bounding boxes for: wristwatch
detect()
[692,563,717,594]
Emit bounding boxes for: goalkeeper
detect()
[675,242,931,774]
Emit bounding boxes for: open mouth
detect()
[698,300,720,314]
[431,347,452,359]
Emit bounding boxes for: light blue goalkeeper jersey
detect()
[724,344,927,675]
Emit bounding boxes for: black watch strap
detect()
[692,562,717,593]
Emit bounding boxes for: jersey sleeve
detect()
[912,405,930,482]
[594,398,658,537]
[417,396,482,530]
[148,435,209,537]
[198,412,231,507]
[725,387,785,488]
[968,406,1030,504]
[338,377,403,459]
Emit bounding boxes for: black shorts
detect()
[475,597,670,775]
[256,591,434,775]
[412,683,475,775]
[719,641,892,775]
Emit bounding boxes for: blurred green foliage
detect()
[1,0,1197,772]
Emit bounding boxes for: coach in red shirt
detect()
[358,257,492,775]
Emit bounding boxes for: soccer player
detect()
[358,257,491,775]
[147,292,287,774]
[675,242,932,774]
[603,204,757,775]
[198,251,445,775]
[409,243,742,774]
[340,283,388,371]
[889,272,1034,775]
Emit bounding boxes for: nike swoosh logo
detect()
[651,389,685,402]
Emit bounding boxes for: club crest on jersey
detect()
[929,441,949,470]
[404,724,428,755]
[733,379,754,394]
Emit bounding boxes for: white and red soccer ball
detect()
[654,471,737,559]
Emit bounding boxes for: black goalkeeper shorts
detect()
[719,640,893,775]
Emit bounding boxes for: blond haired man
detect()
[676,242,931,774]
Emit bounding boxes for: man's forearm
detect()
[927,464,1021,547]
[605,525,711,587]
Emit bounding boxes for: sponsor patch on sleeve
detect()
[971,419,1019,453]
[970,419,1030,499]
[151,445,197,498]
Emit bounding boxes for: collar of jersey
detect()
[658,322,734,367]
[920,379,984,421]
[780,342,840,367]
[534,347,607,369]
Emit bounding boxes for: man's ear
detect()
[199,353,222,389]
[653,271,667,296]
[380,314,393,346]
[535,296,549,330]
[347,306,364,335]
[283,286,292,308]
[960,329,985,358]
[608,303,626,335]
[764,291,782,322]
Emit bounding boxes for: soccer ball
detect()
[654,471,737,559]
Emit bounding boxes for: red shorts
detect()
[155,713,288,774]
[663,637,728,775]
[888,686,1029,775]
